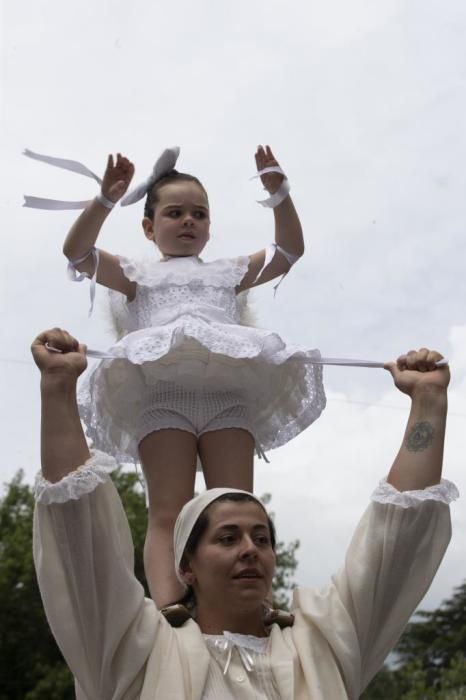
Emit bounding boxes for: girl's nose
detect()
[182,213,194,226]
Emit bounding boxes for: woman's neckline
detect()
[203,631,269,640]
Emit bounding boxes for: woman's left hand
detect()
[255,145,284,194]
[384,348,450,397]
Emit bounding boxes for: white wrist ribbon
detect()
[95,192,115,210]
[251,166,290,208]
[252,242,301,294]
[23,147,180,210]
[67,247,100,317]
[23,149,102,210]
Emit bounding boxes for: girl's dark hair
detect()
[144,170,209,220]
[176,493,276,610]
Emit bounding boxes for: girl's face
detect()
[142,181,210,257]
[181,501,276,610]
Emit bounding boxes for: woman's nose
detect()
[239,536,258,559]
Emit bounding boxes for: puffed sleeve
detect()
[293,479,459,699]
[33,451,163,700]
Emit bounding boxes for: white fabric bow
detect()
[23,147,180,210]
[212,633,257,675]
[120,146,180,205]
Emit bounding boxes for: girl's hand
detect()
[255,145,284,194]
[384,348,450,397]
[101,153,135,203]
[31,328,87,379]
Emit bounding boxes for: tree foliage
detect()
[0,471,75,699]
[0,470,299,698]
[362,583,466,700]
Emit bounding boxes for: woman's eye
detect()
[255,536,270,546]
[219,535,235,545]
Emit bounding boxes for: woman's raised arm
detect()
[31,329,161,698]
[384,348,449,491]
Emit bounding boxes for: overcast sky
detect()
[1,0,465,613]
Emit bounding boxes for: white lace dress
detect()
[78,254,326,463]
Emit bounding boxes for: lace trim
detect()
[34,450,118,505]
[116,254,250,288]
[371,478,459,508]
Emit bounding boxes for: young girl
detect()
[27,145,326,609]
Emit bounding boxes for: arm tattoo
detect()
[405,421,435,452]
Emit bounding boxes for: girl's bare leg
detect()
[198,427,255,491]
[199,429,277,609]
[139,429,198,608]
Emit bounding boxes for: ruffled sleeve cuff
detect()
[34,450,118,505]
[371,478,459,508]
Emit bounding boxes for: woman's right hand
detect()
[101,153,135,203]
[31,328,87,380]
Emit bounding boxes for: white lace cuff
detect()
[371,478,459,508]
[34,450,118,505]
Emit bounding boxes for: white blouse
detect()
[203,632,280,699]
[33,451,458,700]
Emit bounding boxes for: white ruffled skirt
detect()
[78,317,326,463]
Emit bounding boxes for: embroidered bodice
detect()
[110,255,250,336]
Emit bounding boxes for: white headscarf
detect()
[173,488,266,586]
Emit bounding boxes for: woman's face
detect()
[142,181,210,257]
[182,500,276,609]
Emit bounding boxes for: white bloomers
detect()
[134,380,254,450]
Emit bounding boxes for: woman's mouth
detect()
[233,568,262,579]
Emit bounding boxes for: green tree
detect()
[260,492,299,609]
[397,582,466,673]
[363,583,466,700]
[0,471,75,699]
[0,469,299,698]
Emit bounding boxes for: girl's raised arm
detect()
[238,145,305,292]
[63,154,136,299]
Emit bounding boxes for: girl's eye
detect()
[168,210,181,218]
[194,211,206,219]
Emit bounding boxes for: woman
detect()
[32,328,458,699]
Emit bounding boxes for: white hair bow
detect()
[23,147,180,210]
[121,147,180,205]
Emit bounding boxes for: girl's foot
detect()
[263,607,295,629]
[160,603,192,627]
